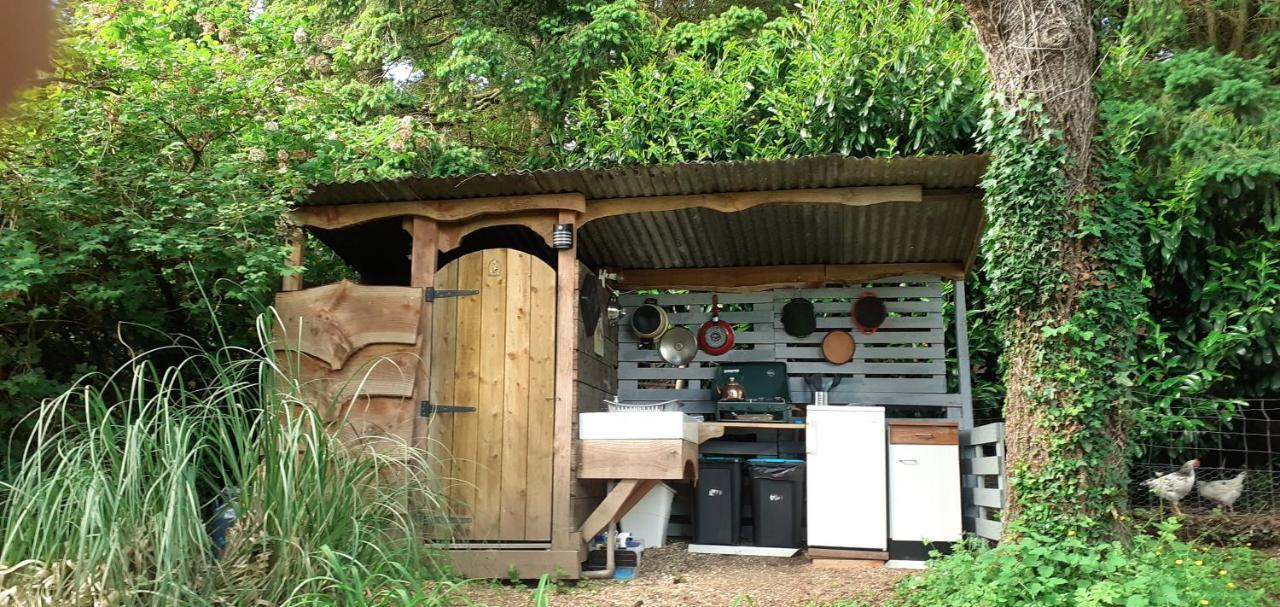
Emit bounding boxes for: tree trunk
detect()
[960,0,1139,538]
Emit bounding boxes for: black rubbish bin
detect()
[695,456,743,545]
[747,459,805,548]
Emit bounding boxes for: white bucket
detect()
[619,482,677,549]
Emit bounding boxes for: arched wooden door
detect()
[429,248,556,542]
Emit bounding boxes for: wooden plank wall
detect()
[617,276,959,415]
[569,264,618,531]
[272,281,422,455]
[960,422,1005,541]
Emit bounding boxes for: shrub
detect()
[0,318,458,606]
[893,520,1279,607]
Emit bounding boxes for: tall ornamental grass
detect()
[0,317,464,606]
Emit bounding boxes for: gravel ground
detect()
[461,542,910,607]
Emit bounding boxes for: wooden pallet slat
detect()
[805,300,944,313]
[778,329,944,345]
[774,344,945,360]
[617,348,778,363]
[963,488,1003,509]
[960,456,1002,475]
[806,315,945,330]
[619,292,776,306]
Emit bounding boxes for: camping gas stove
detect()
[710,362,793,422]
[715,397,793,423]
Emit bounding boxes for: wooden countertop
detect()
[698,421,805,443]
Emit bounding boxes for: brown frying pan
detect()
[821,330,855,364]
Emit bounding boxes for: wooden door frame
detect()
[410,219,438,455]
[551,210,580,552]
[411,214,581,555]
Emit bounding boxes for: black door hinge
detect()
[424,287,479,302]
[420,401,478,416]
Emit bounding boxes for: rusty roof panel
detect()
[575,198,983,270]
[301,154,988,206]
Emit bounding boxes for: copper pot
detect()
[719,377,746,401]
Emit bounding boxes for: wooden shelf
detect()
[698,421,806,443]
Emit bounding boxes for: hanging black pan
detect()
[852,292,887,335]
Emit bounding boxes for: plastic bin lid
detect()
[700,456,745,462]
[747,458,805,464]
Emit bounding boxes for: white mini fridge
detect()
[805,406,886,550]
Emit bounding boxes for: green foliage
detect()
[0,324,453,605]
[1114,47,1280,396]
[1088,5,1280,455]
[892,522,1279,607]
[665,6,769,58]
[0,0,487,439]
[437,0,656,121]
[1130,510,1280,549]
[561,0,986,166]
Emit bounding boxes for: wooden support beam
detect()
[615,262,966,292]
[435,210,559,253]
[551,210,578,551]
[290,193,587,230]
[578,479,658,542]
[954,280,975,430]
[410,218,438,455]
[806,547,890,561]
[579,185,923,225]
[445,549,582,580]
[281,229,306,291]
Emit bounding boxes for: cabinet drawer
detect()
[889,423,958,445]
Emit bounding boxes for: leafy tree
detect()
[562,0,986,166]
[1093,2,1280,452]
[0,0,486,437]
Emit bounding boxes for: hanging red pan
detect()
[698,294,735,356]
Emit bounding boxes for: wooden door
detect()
[430,249,556,542]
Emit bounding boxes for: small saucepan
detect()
[631,298,668,341]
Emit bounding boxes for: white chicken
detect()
[1142,459,1199,515]
[1197,471,1247,512]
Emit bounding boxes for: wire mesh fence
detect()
[971,396,1279,514]
[1130,397,1279,514]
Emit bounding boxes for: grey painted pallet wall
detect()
[961,423,1006,541]
[617,275,961,415]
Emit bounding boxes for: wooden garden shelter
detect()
[274,154,994,579]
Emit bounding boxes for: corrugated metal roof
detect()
[576,197,982,270]
[302,154,988,205]
[303,154,988,274]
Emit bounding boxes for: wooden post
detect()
[953,280,974,430]
[551,211,579,551]
[282,229,306,291]
[410,218,439,454]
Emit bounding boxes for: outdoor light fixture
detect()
[552,223,574,249]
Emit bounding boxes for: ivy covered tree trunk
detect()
[959,0,1147,537]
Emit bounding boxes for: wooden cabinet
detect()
[888,421,961,557]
